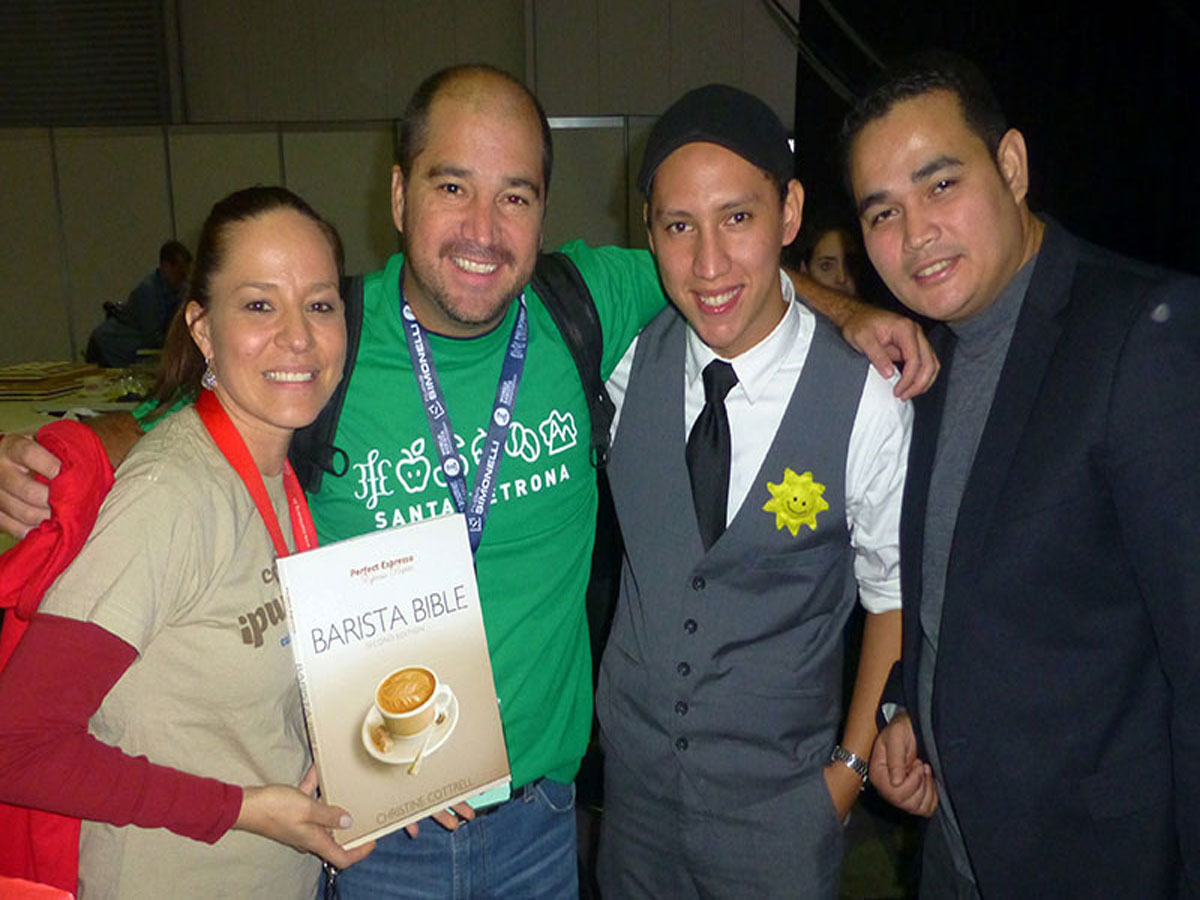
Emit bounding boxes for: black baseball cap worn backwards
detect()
[637,83,794,196]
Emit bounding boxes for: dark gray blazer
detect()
[899,220,1200,897]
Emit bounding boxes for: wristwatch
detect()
[828,744,869,788]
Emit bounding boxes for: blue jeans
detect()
[334,779,578,900]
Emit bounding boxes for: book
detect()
[275,512,510,849]
[0,361,103,400]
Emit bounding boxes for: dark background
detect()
[791,0,1200,275]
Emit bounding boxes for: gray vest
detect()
[598,306,868,809]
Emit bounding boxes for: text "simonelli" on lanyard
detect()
[398,265,528,554]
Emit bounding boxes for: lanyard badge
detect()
[399,266,528,554]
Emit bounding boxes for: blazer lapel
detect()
[943,221,1080,593]
[901,327,951,638]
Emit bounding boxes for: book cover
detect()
[276,513,510,849]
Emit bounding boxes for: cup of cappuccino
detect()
[375,665,452,737]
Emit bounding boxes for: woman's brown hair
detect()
[147,186,344,418]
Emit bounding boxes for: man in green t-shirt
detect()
[317,69,668,897]
[0,64,937,898]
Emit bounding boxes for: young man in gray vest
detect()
[596,84,912,898]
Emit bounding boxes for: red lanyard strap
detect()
[195,390,318,557]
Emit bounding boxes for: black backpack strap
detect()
[289,273,365,492]
[531,251,614,468]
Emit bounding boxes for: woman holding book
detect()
[0,186,372,898]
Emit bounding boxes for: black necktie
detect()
[686,359,738,551]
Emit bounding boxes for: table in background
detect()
[0,365,147,552]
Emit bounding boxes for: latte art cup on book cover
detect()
[375,665,452,737]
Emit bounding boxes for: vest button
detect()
[676,661,691,677]
[683,618,697,634]
[675,737,689,751]
[691,575,706,590]
[674,700,688,716]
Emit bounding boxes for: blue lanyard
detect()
[399,267,528,554]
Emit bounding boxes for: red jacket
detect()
[0,420,113,894]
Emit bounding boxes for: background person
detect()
[784,218,864,297]
[85,240,192,368]
[0,186,372,899]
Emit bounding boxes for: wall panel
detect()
[453,0,526,76]
[533,1,600,115]
[307,1,394,120]
[181,0,526,123]
[168,128,282,252]
[596,0,672,116]
[54,128,172,358]
[543,122,629,250]
[624,116,657,250]
[0,130,70,365]
[177,0,256,121]
[668,0,744,100]
[380,3,447,111]
[282,126,398,276]
[740,0,797,130]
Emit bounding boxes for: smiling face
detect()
[188,208,345,472]
[393,74,546,337]
[850,90,1039,323]
[647,142,802,359]
[763,467,829,535]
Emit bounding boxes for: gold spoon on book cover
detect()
[407,711,447,775]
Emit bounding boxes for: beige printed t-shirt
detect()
[42,406,319,900]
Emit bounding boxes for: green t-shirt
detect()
[308,240,664,787]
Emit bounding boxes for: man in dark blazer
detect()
[845,52,1200,898]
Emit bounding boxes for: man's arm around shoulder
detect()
[0,412,143,538]
[788,270,939,400]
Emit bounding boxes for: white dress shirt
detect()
[608,271,911,613]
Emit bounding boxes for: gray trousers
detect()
[597,751,844,899]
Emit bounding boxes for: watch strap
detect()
[829,744,869,787]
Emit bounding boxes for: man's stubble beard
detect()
[411,262,529,332]
[401,213,536,334]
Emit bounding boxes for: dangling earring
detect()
[201,358,217,391]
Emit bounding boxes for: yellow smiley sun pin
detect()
[763,468,829,535]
